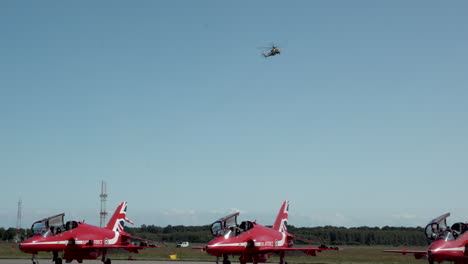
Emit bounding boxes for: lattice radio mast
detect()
[99,181,108,227]
[16,198,22,242]
[16,198,22,229]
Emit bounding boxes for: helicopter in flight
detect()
[260,44,281,57]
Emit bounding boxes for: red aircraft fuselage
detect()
[20,202,148,264]
[427,234,468,263]
[207,222,294,263]
[201,200,338,264]
[384,213,468,264]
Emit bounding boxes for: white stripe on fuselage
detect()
[210,232,287,248]
[210,242,248,247]
[107,231,119,245]
[21,231,120,246]
[432,247,465,252]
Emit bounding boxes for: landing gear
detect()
[101,249,111,264]
[52,252,62,264]
[279,251,287,264]
[31,254,38,264]
[222,254,231,264]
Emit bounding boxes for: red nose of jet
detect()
[428,249,448,263]
[205,237,222,256]
[19,237,37,254]
[428,240,465,262]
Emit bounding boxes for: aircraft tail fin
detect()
[105,202,134,232]
[272,200,289,233]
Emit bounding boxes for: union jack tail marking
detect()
[106,202,134,232]
[272,200,289,233]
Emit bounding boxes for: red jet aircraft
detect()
[197,200,340,264]
[384,212,468,264]
[20,202,155,264]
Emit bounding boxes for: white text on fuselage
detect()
[91,239,109,246]
[255,241,276,247]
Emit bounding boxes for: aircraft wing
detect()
[117,232,161,248]
[383,249,428,259]
[192,246,206,250]
[79,244,148,254]
[258,246,342,256]
[80,238,160,253]
[63,232,159,254]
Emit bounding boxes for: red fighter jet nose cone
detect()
[19,237,41,254]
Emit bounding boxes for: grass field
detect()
[0,242,427,264]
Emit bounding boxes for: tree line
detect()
[1,225,428,246]
[0,228,21,242]
[287,226,427,246]
[125,225,428,246]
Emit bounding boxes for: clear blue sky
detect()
[1,1,467,229]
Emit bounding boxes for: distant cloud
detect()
[162,209,196,216]
[208,208,246,215]
[289,210,430,228]
[130,208,255,227]
[391,213,418,220]
[291,212,355,227]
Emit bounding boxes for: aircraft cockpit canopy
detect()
[210,212,254,238]
[425,213,468,241]
[65,221,78,231]
[211,212,239,237]
[450,222,468,237]
[32,213,65,237]
[30,213,80,237]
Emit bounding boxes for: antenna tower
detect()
[16,198,22,242]
[99,181,108,227]
[16,198,22,229]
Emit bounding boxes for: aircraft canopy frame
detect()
[425,213,450,241]
[210,212,239,237]
[31,213,65,236]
